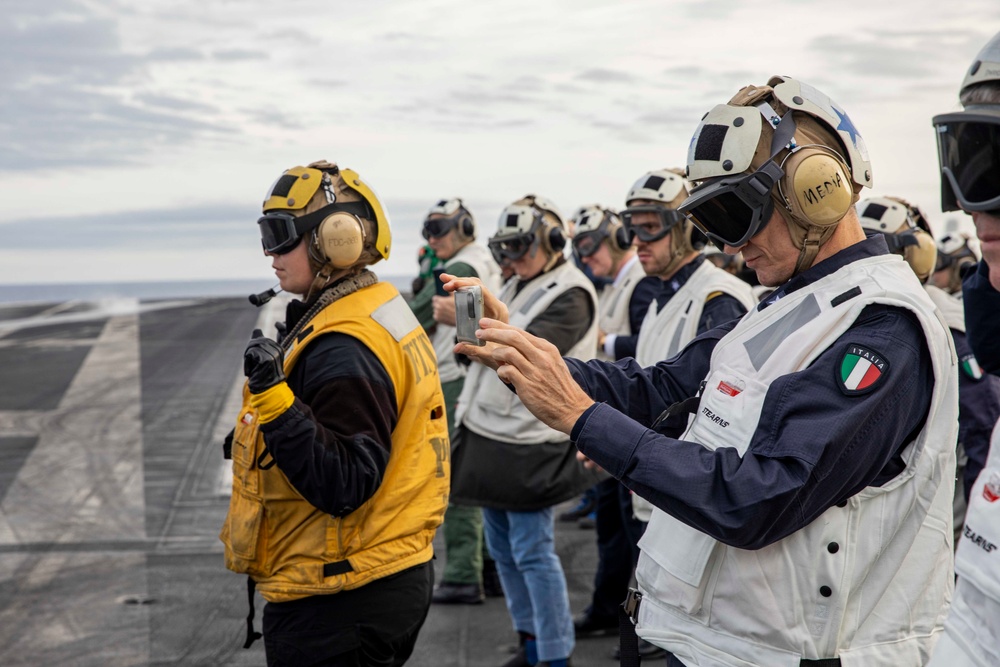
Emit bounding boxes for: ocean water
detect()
[0,276,414,304]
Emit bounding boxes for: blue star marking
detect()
[834,106,860,148]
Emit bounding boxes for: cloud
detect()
[0,1,240,171]
[143,47,204,62]
[575,68,636,84]
[211,49,269,61]
[0,205,258,250]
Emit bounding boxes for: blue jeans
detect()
[482,506,574,662]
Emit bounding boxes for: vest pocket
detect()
[637,509,720,617]
[225,490,265,565]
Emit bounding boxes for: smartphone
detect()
[454,286,485,346]
[433,267,448,297]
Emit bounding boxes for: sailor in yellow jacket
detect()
[220,160,449,666]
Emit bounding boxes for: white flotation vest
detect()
[635,253,958,667]
[597,255,647,361]
[634,260,756,366]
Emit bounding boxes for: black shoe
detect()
[610,639,666,660]
[573,611,617,637]
[432,582,484,605]
[577,512,596,530]
[559,495,595,521]
[483,560,504,597]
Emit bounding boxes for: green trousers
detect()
[441,377,488,584]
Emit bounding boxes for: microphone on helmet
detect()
[248,285,283,307]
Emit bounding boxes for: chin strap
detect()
[793,225,826,275]
[283,270,379,350]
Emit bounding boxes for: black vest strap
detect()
[618,588,642,667]
[323,560,354,577]
[243,576,263,649]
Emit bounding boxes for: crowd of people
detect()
[217,30,1000,667]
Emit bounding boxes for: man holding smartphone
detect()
[446,194,601,667]
[450,77,957,666]
[408,198,502,605]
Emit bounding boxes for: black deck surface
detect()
[0,296,621,667]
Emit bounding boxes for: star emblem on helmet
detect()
[833,106,860,149]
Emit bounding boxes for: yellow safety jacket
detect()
[220,281,450,602]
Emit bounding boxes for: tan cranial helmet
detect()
[857,196,936,282]
[935,232,980,293]
[260,160,391,298]
[683,76,873,275]
[622,168,706,277]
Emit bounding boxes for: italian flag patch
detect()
[961,355,984,380]
[839,345,888,394]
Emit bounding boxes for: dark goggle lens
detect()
[937,119,1000,210]
[258,214,302,254]
[422,216,457,240]
[572,231,604,257]
[622,213,668,242]
[684,189,760,247]
[489,235,532,260]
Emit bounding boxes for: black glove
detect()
[244,328,286,394]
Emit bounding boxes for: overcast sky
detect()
[1,0,997,286]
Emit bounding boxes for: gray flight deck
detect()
[0,295,622,666]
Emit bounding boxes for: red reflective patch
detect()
[717,381,742,397]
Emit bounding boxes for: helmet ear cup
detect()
[315,212,366,269]
[780,146,854,230]
[611,223,632,252]
[459,213,475,240]
[547,225,566,254]
[902,228,938,282]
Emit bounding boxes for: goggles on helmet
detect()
[933,110,1000,213]
[621,206,685,243]
[258,201,371,255]
[489,205,544,261]
[572,229,607,257]
[422,199,469,239]
[677,160,785,247]
[422,214,460,240]
[678,110,799,248]
[488,233,535,261]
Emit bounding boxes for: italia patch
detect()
[838,345,888,395]
[961,354,984,381]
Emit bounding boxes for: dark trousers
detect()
[589,477,646,620]
[262,561,434,667]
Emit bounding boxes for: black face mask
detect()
[933,109,1000,214]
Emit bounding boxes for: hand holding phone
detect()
[433,267,448,297]
[454,286,485,346]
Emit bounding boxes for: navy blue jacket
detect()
[963,260,1000,375]
[567,237,934,550]
[612,256,749,360]
[953,327,1000,500]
